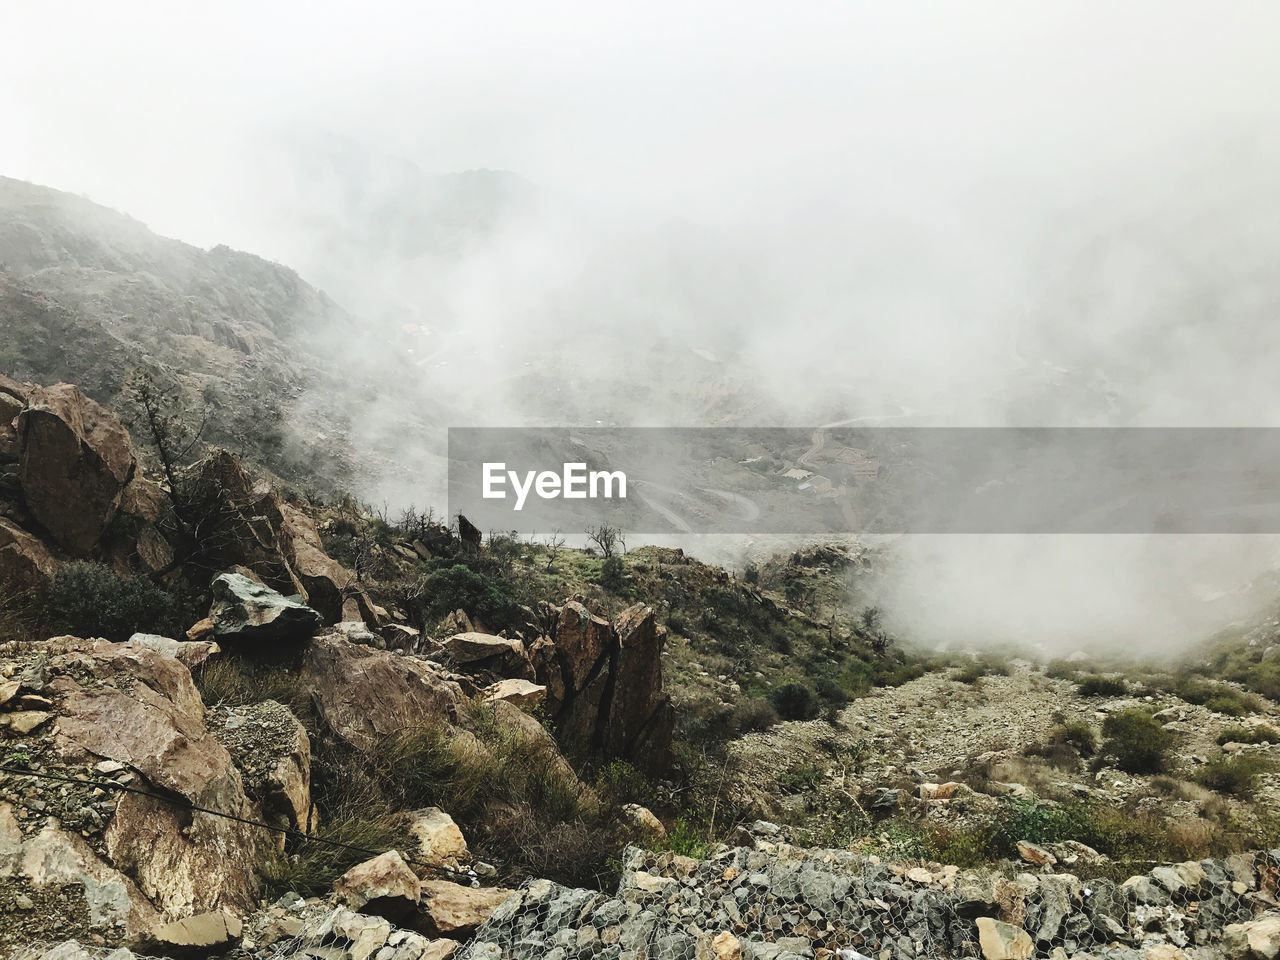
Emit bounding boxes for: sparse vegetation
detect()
[1195,753,1272,798]
[1076,675,1128,697]
[1217,725,1280,745]
[1101,707,1171,774]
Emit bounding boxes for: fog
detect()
[4,1,1280,656]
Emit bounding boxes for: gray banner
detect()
[447,427,1280,534]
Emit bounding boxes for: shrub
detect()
[48,560,174,642]
[777,762,822,794]
[1076,676,1128,697]
[731,696,779,733]
[1176,678,1257,716]
[1102,708,1171,774]
[1053,720,1099,757]
[417,564,517,629]
[1195,754,1272,798]
[770,683,820,721]
[1217,725,1280,746]
[597,555,626,591]
[953,655,1010,685]
[1044,660,1080,681]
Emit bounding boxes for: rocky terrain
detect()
[5,181,1280,960]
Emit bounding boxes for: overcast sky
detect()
[3,2,1278,253]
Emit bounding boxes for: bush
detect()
[1176,678,1257,716]
[48,561,174,642]
[953,655,1010,685]
[597,555,626,591]
[1053,720,1099,757]
[1102,708,1171,774]
[417,564,517,630]
[1195,754,1272,798]
[777,762,822,794]
[731,696,779,733]
[1217,725,1280,746]
[1076,676,1128,697]
[770,683,820,721]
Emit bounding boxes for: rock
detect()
[335,851,421,921]
[1016,840,1057,867]
[332,910,392,960]
[406,808,469,868]
[867,787,901,813]
[483,678,546,708]
[554,600,613,688]
[3,709,53,733]
[0,516,59,597]
[152,909,243,950]
[919,781,971,800]
[603,604,675,772]
[442,631,526,665]
[17,382,136,554]
[209,571,322,642]
[698,931,743,960]
[300,632,464,751]
[1143,945,1189,960]
[333,619,382,646]
[416,880,514,937]
[126,633,221,669]
[623,803,667,837]
[207,700,312,835]
[1224,915,1280,960]
[976,917,1034,960]
[186,618,216,641]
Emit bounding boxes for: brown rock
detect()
[603,604,674,772]
[443,631,525,664]
[17,382,136,554]
[416,880,513,937]
[334,850,421,921]
[406,808,469,867]
[187,617,216,641]
[483,678,546,708]
[0,516,59,597]
[2,710,53,733]
[555,600,611,688]
[697,931,742,960]
[301,633,464,750]
[623,803,666,837]
[208,700,312,836]
[152,909,243,949]
[126,633,221,670]
[976,917,1034,960]
[1016,840,1057,867]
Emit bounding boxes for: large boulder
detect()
[209,572,322,642]
[300,631,465,750]
[0,635,270,951]
[17,382,136,554]
[406,808,469,868]
[416,880,513,938]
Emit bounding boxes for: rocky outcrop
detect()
[406,808,469,869]
[209,571,323,642]
[0,635,272,953]
[16,382,136,554]
[189,450,372,624]
[528,600,674,774]
[300,630,465,750]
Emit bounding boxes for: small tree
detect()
[543,532,566,572]
[586,523,625,558]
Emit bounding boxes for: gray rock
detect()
[209,572,322,641]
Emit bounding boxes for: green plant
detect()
[416,564,518,630]
[777,762,822,795]
[1102,707,1171,774]
[597,555,626,591]
[47,560,175,642]
[1051,720,1099,757]
[730,696,779,732]
[770,683,820,721]
[1217,725,1280,745]
[1195,754,1272,798]
[1076,676,1128,697]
